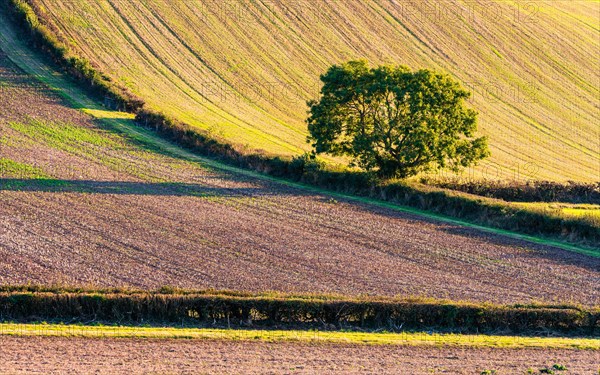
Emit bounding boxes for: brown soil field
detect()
[0,336,597,374]
[0,49,599,305]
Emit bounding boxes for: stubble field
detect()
[25,0,600,181]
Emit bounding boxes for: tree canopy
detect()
[307,60,489,178]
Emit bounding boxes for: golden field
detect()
[30,0,599,181]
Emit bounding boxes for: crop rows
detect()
[1,337,598,374]
[26,0,600,181]
[0,50,598,306]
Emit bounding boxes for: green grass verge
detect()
[0,323,598,349]
[1,0,598,252]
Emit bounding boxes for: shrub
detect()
[5,0,599,247]
[0,289,597,334]
[422,177,600,204]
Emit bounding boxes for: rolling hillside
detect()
[25,0,600,181]
[1,9,599,304]
[1,3,599,371]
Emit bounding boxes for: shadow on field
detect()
[0,178,280,197]
[437,224,600,271]
[338,197,600,271]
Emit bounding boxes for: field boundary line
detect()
[0,323,598,350]
[0,4,597,257]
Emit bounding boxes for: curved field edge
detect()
[2,52,599,304]
[1,0,598,252]
[0,324,598,350]
[25,0,600,181]
[1,289,599,335]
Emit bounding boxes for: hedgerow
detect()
[0,288,597,334]
[421,177,600,204]
[5,0,599,248]
[134,107,600,246]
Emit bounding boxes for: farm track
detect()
[0,36,598,304]
[0,336,598,374]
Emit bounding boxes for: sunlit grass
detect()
[81,108,135,120]
[0,323,598,350]
[0,158,49,179]
[563,207,600,218]
[9,120,119,148]
[23,0,600,181]
[514,202,600,220]
[6,119,189,182]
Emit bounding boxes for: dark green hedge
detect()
[5,0,599,248]
[135,108,600,247]
[0,291,597,335]
[422,178,600,204]
[5,0,144,112]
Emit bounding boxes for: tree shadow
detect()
[0,178,283,198]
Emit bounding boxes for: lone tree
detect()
[307,60,489,178]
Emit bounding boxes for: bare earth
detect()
[0,336,597,375]
[0,50,599,305]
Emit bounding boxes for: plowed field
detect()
[0,45,598,305]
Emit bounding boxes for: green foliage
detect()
[6,1,596,246]
[5,0,144,112]
[422,177,600,204]
[307,60,489,178]
[0,289,597,334]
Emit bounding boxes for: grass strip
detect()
[1,0,598,252]
[0,323,597,350]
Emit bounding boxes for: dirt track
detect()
[0,49,599,305]
[0,336,598,374]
